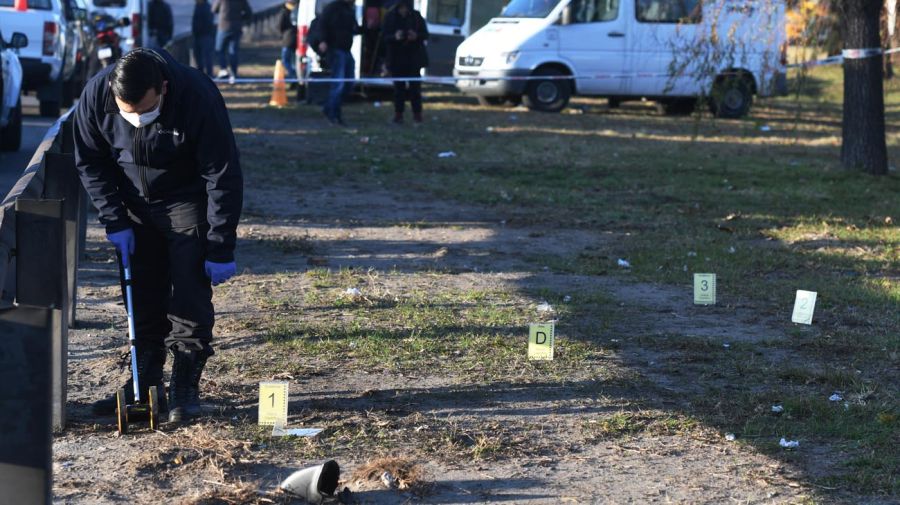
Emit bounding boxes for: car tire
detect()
[709,76,753,119]
[0,97,23,152]
[523,69,571,113]
[658,98,697,116]
[608,97,621,109]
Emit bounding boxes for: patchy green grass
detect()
[227,57,900,498]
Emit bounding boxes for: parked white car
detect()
[455,0,788,116]
[1,29,27,151]
[0,0,82,117]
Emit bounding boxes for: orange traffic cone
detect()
[269,60,288,107]
[14,0,28,11]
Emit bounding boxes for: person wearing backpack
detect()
[317,0,359,126]
[382,0,428,124]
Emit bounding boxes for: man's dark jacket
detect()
[279,5,297,50]
[73,49,243,263]
[212,0,252,33]
[148,0,174,45]
[192,0,216,37]
[320,0,358,52]
[382,6,429,73]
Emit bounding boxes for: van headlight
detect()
[501,51,520,65]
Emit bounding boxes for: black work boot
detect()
[92,346,168,415]
[168,349,209,423]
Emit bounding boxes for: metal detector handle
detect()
[123,262,141,402]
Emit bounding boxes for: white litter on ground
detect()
[772,405,784,413]
[345,287,362,296]
[438,151,457,158]
[725,433,736,441]
[779,438,800,448]
[829,393,844,402]
[617,259,631,268]
[536,302,553,313]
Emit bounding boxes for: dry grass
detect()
[348,456,431,495]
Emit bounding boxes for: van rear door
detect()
[422,0,467,76]
[558,0,628,95]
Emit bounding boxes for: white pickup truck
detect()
[0,0,81,117]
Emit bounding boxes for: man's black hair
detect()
[110,50,164,104]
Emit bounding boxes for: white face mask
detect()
[119,94,163,128]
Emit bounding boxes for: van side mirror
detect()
[560,5,573,25]
[120,17,131,27]
[10,32,29,50]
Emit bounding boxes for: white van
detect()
[454,0,788,117]
[294,0,506,83]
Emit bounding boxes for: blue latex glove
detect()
[107,229,135,267]
[205,260,236,286]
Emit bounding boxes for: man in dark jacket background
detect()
[212,0,253,82]
[383,0,428,124]
[192,0,216,76]
[317,0,358,125]
[278,0,298,81]
[74,48,243,423]
[148,0,174,50]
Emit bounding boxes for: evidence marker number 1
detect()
[693,273,716,305]
[528,322,555,361]
[258,381,289,427]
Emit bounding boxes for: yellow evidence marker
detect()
[258,381,289,426]
[693,273,716,305]
[528,323,555,361]
[791,290,817,325]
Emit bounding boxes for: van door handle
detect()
[608,32,625,38]
[454,28,461,35]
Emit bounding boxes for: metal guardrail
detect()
[0,107,86,503]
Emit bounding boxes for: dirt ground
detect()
[50,40,898,505]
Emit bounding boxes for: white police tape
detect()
[842,47,884,59]
[216,69,743,85]
[788,46,900,69]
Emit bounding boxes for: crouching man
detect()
[74,48,243,423]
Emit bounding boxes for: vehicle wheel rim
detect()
[536,81,559,104]
[723,88,744,111]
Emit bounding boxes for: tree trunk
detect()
[839,0,888,175]
[887,0,898,78]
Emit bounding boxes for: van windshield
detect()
[499,0,562,18]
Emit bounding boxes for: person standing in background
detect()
[147,0,174,50]
[278,0,298,82]
[383,0,428,124]
[317,0,359,126]
[212,0,253,84]
[192,0,216,77]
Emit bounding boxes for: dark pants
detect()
[393,76,422,115]
[216,28,243,76]
[324,49,355,121]
[194,34,215,76]
[119,220,215,356]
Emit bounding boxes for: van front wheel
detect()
[523,70,570,113]
[709,77,753,119]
